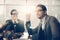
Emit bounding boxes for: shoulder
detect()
[48,15,60,24]
[45,15,58,22]
[18,19,24,23]
[46,15,58,22]
[49,16,58,22]
[17,19,24,24]
[6,19,12,24]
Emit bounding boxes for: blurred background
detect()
[0,0,60,30]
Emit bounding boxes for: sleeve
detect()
[2,20,10,31]
[26,21,38,35]
[49,16,60,39]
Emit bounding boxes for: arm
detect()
[26,21,38,35]
[2,20,10,31]
[49,17,60,39]
[26,14,38,35]
[2,20,12,38]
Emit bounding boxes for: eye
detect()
[39,9,43,11]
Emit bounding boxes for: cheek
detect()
[14,16,17,18]
[12,15,14,18]
[37,12,42,16]
[12,15,17,18]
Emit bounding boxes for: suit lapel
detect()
[44,15,50,30]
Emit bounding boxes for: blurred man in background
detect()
[26,4,60,40]
[2,9,25,40]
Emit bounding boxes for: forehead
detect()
[36,7,42,10]
[12,11,17,13]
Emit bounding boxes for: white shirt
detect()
[40,16,46,30]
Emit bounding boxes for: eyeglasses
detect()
[12,13,17,15]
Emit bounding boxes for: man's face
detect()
[36,7,46,19]
[11,11,18,20]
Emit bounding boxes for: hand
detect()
[26,14,31,21]
[28,35,32,39]
[0,24,3,29]
[20,32,23,35]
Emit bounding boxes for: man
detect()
[26,4,60,40]
[2,9,25,40]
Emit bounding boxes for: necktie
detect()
[38,19,42,34]
[14,21,16,27]
[14,21,16,33]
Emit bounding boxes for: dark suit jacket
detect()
[2,19,25,38]
[3,19,25,33]
[26,15,60,40]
